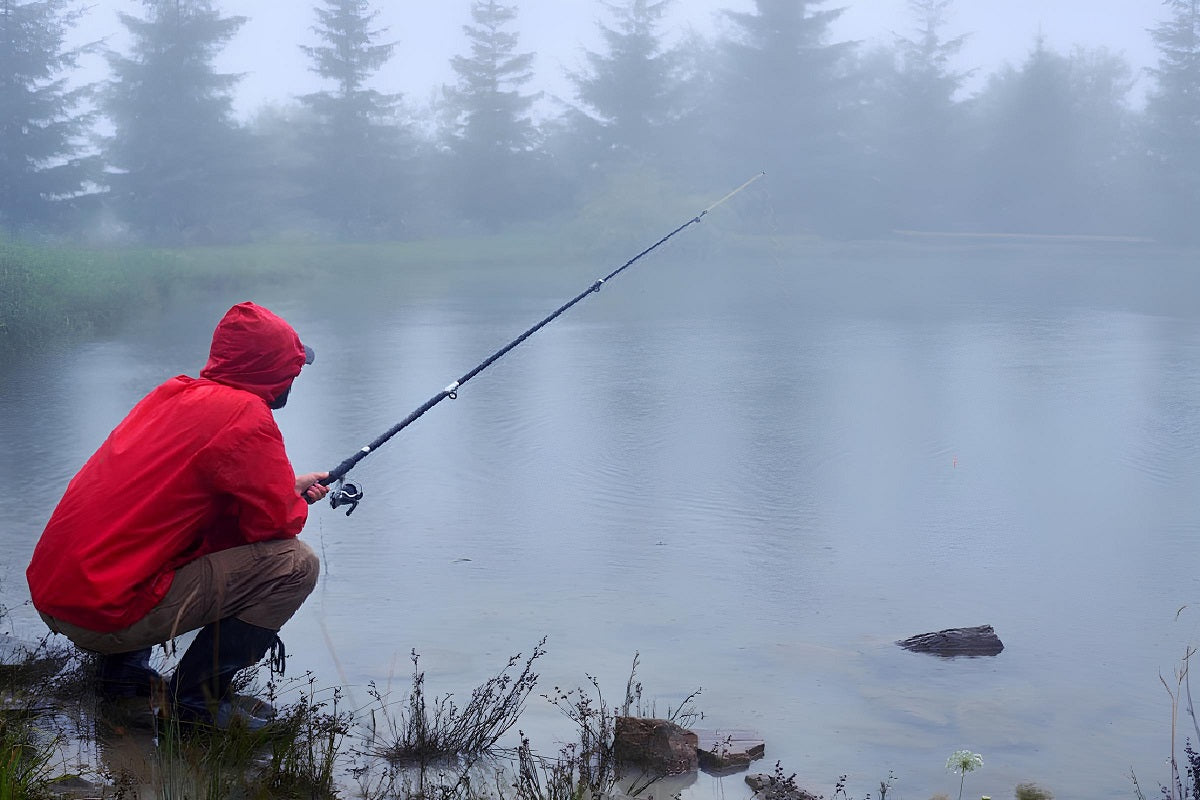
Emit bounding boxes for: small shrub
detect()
[878,770,896,799]
[1014,782,1053,800]
[760,761,807,800]
[263,675,351,798]
[517,652,704,800]
[141,669,351,800]
[152,708,281,799]
[544,689,616,796]
[512,733,583,800]
[366,638,547,766]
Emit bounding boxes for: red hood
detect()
[200,302,307,402]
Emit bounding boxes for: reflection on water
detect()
[2,249,1200,797]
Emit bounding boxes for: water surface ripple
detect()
[2,249,1198,798]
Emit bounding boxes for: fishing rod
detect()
[314,172,765,515]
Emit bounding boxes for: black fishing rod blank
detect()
[316,173,765,515]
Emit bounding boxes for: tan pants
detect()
[41,538,319,655]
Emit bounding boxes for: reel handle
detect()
[329,480,363,516]
[302,477,364,516]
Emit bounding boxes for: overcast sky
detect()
[71,1,1166,118]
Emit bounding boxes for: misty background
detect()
[6,3,1200,796]
[3,0,1197,245]
[66,0,1161,118]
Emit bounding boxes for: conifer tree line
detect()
[2,0,1198,245]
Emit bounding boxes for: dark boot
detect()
[166,618,283,730]
[96,647,162,699]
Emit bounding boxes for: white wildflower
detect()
[946,750,984,800]
[946,749,984,774]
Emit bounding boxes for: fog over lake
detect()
[6,0,1200,795]
[3,242,1199,797]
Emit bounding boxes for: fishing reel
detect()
[329,477,364,516]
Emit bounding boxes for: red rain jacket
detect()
[27,302,312,633]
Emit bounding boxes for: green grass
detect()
[0,719,62,800]
[0,637,79,800]
[0,233,604,362]
[0,224,815,360]
[0,240,192,357]
[3,224,1193,361]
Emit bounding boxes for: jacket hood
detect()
[200,302,307,402]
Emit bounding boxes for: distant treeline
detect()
[2,0,1199,245]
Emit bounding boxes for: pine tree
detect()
[1066,46,1138,234]
[706,0,859,233]
[445,0,542,227]
[1144,0,1200,242]
[567,0,686,169]
[102,0,248,242]
[970,38,1074,233]
[873,0,972,229]
[0,0,97,232]
[299,0,405,238]
[968,37,1135,235]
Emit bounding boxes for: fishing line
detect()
[315,172,765,514]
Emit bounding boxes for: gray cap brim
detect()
[303,344,315,365]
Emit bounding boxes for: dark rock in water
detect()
[613,716,699,775]
[746,771,822,800]
[694,728,766,774]
[897,625,1004,657]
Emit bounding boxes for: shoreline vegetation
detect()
[1,231,1193,364]
[0,627,1073,800]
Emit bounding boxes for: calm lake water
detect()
[2,241,1199,797]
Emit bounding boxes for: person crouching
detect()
[26,301,331,729]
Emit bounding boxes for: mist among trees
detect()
[2,0,1198,245]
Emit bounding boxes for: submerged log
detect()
[897,625,1004,657]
